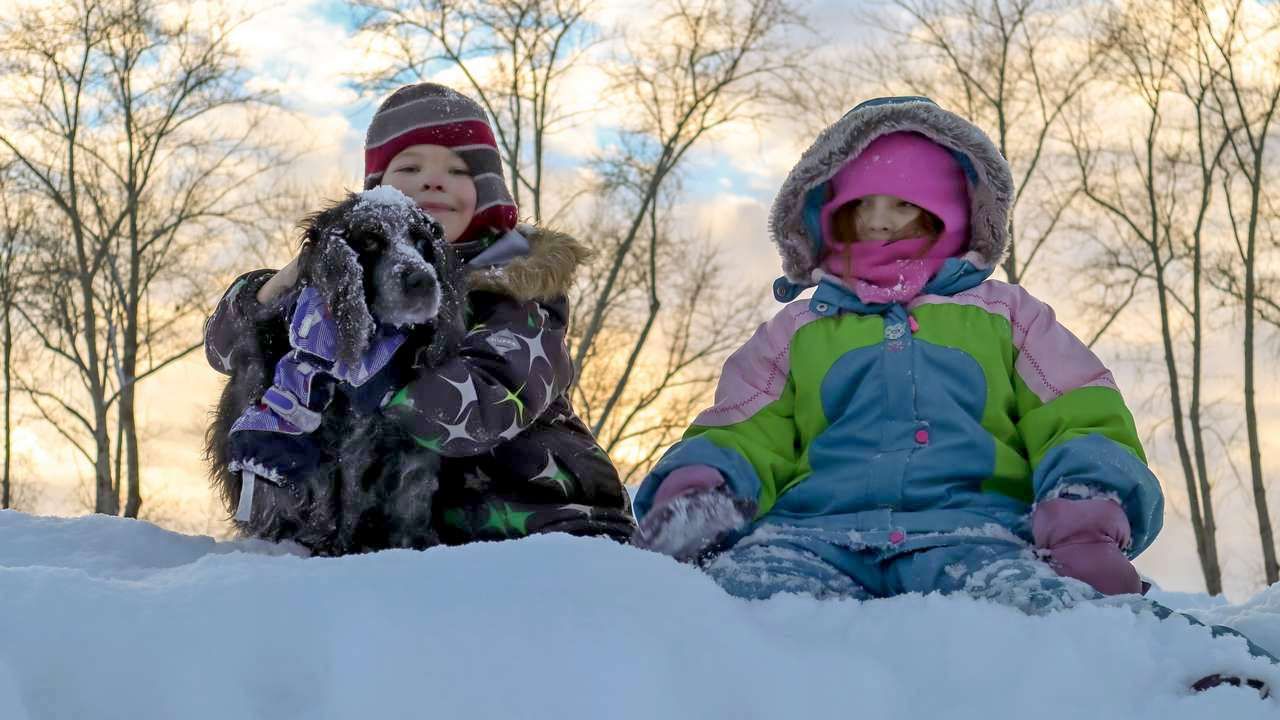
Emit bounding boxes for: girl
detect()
[205,82,635,547]
[632,96,1276,695]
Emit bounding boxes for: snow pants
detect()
[703,526,1279,665]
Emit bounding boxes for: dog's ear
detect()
[301,195,376,366]
[423,234,468,366]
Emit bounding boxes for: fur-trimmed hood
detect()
[769,96,1013,285]
[467,225,592,302]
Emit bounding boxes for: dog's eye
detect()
[349,233,380,253]
[409,225,439,251]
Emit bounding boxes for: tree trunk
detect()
[1188,245,1221,593]
[122,123,142,519]
[3,305,11,509]
[93,406,115,514]
[1187,125,1223,595]
[1151,245,1210,581]
[121,378,140,517]
[1135,99,1210,592]
[122,259,141,518]
[74,199,115,516]
[1242,173,1278,584]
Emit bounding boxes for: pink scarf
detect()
[820,236,950,304]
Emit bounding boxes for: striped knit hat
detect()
[363,83,518,241]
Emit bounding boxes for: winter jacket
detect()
[634,97,1164,559]
[206,226,636,544]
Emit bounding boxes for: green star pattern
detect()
[443,508,467,530]
[387,386,414,409]
[498,383,527,424]
[480,503,534,536]
[411,434,444,452]
[549,465,572,494]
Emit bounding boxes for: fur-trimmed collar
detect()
[769,97,1014,283]
[467,224,592,302]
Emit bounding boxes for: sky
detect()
[6,0,1280,600]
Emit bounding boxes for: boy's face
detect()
[849,194,927,243]
[382,144,477,243]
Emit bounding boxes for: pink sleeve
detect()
[691,301,819,427]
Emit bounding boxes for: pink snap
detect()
[889,530,906,544]
[908,315,920,333]
[914,429,929,444]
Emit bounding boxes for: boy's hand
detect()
[229,429,323,487]
[257,255,301,303]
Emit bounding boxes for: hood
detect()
[467,224,592,302]
[769,96,1013,287]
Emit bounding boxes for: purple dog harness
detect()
[229,286,406,521]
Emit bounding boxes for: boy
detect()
[206,83,635,548]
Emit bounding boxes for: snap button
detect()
[814,302,830,313]
[889,530,906,544]
[914,429,929,444]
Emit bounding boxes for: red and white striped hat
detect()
[364,83,518,241]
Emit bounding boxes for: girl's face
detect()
[846,194,928,243]
[382,144,478,243]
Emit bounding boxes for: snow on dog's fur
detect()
[206,189,466,555]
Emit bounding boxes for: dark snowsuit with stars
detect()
[205,226,636,545]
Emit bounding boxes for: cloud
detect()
[674,190,780,289]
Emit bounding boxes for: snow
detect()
[349,185,427,250]
[1,509,1278,719]
[358,185,416,209]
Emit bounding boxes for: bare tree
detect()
[570,0,808,431]
[1064,0,1232,593]
[96,1,285,517]
[0,0,286,516]
[0,0,118,513]
[351,0,597,223]
[567,186,763,475]
[1176,0,1235,597]
[0,162,35,510]
[1200,0,1280,584]
[861,0,1101,286]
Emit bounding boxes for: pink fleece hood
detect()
[819,131,971,260]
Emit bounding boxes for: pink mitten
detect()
[1032,497,1142,595]
[651,464,726,507]
[633,466,755,562]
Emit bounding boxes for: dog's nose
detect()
[403,270,435,293]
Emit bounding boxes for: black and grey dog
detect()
[205,189,466,555]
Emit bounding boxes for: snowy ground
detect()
[1,509,1278,719]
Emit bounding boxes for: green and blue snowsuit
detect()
[636,100,1279,676]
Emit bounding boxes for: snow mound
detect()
[1,509,1277,719]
